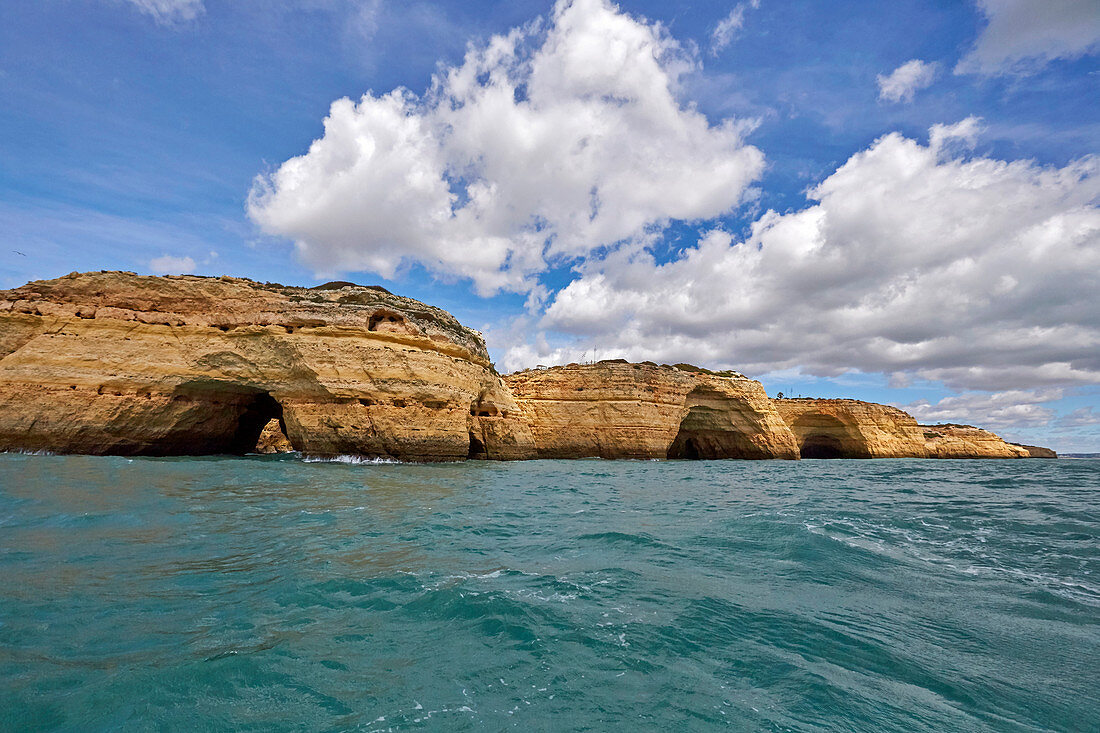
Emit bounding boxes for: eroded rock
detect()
[921,425,1032,459]
[774,398,929,458]
[0,272,534,460]
[503,362,800,459]
[254,418,294,454]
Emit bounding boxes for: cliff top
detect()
[0,271,489,363]
[509,359,750,381]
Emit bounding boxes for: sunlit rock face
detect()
[503,361,800,460]
[774,399,930,459]
[0,271,535,461]
[921,425,1033,459]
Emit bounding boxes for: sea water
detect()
[1,454,1097,732]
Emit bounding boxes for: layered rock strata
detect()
[1011,444,1058,459]
[0,272,1056,461]
[0,272,534,460]
[503,361,800,459]
[774,398,930,458]
[921,425,1033,459]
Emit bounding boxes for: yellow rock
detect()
[774,398,929,458]
[0,272,535,460]
[504,361,800,459]
[0,272,1056,462]
[921,424,1032,459]
[254,418,294,454]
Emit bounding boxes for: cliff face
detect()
[921,425,1032,459]
[1011,444,1058,459]
[0,271,535,460]
[773,400,1048,459]
[0,273,1056,461]
[503,362,800,460]
[774,399,929,458]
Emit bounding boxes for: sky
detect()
[1,0,1098,452]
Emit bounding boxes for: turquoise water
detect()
[1,455,1098,732]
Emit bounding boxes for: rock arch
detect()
[164,381,292,455]
[789,412,868,459]
[666,386,775,459]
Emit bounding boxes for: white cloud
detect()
[1056,406,1100,427]
[512,123,1100,391]
[248,0,764,295]
[900,389,1063,429]
[121,0,204,24]
[956,0,1100,75]
[149,255,196,274]
[877,59,937,103]
[710,0,760,55]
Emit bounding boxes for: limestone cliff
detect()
[0,271,534,460]
[0,273,1057,462]
[503,362,800,459]
[1011,443,1058,459]
[921,425,1032,459]
[774,398,929,458]
[773,399,1051,459]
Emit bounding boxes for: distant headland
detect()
[0,271,1054,461]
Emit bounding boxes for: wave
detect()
[301,454,404,465]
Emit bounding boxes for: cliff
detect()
[1011,443,1058,459]
[503,362,800,459]
[921,425,1032,459]
[771,400,1051,459]
[0,272,1057,461]
[0,271,534,460]
[774,398,929,458]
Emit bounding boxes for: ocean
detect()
[1,454,1097,732]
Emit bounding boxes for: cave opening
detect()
[799,434,845,459]
[668,435,701,460]
[666,387,758,460]
[468,432,487,460]
[232,392,285,455]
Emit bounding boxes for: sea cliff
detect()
[0,271,533,460]
[504,361,799,460]
[0,272,1055,461]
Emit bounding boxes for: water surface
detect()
[1,455,1098,731]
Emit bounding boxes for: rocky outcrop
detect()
[772,399,1052,459]
[1011,443,1058,459]
[774,398,929,458]
[921,425,1031,459]
[503,361,800,459]
[254,418,294,454]
[0,272,1057,462]
[0,271,535,460]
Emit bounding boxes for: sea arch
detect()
[666,386,772,460]
[789,412,868,459]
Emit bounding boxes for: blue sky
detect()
[1,0,1098,451]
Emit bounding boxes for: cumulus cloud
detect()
[900,389,1063,429]
[149,255,196,274]
[249,0,764,295]
[956,0,1100,75]
[121,0,204,24]
[877,59,937,103]
[512,122,1100,391]
[1056,406,1100,427]
[710,0,760,55]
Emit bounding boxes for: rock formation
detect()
[0,272,1056,461]
[254,418,294,454]
[1010,443,1058,459]
[920,425,1033,459]
[0,271,534,460]
[503,361,800,459]
[774,398,929,458]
